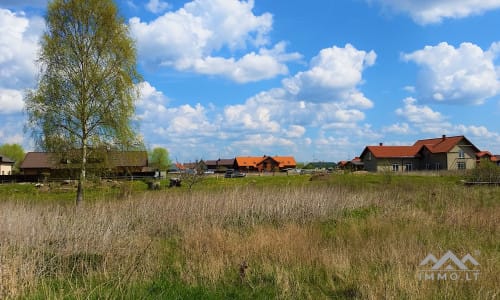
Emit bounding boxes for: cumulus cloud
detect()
[395,97,444,123]
[145,0,170,14]
[223,44,375,130]
[368,0,500,24]
[382,122,411,134]
[282,44,376,106]
[129,0,300,82]
[0,9,44,90]
[0,89,24,114]
[403,42,500,105]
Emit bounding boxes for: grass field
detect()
[0,173,498,299]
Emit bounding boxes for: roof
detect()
[235,156,297,169]
[361,135,482,159]
[235,157,262,167]
[363,146,421,158]
[476,151,493,158]
[273,156,297,168]
[20,152,56,169]
[413,135,479,153]
[20,151,148,170]
[0,154,15,164]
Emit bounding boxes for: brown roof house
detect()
[360,135,483,172]
[0,154,15,175]
[20,151,149,178]
[205,158,236,171]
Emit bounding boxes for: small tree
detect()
[0,143,25,174]
[180,160,205,189]
[25,0,141,204]
[149,147,171,172]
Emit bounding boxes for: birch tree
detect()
[25,0,142,204]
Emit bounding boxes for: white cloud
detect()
[382,122,411,135]
[0,9,43,90]
[403,42,500,105]
[0,89,24,114]
[285,125,306,138]
[129,0,299,82]
[282,44,376,106]
[395,97,444,123]
[145,0,170,14]
[368,0,500,24]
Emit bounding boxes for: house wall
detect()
[374,158,420,172]
[361,151,420,172]
[445,144,476,170]
[0,164,12,175]
[360,151,377,172]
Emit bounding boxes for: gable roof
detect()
[362,146,421,159]
[235,156,297,169]
[273,156,296,168]
[20,151,148,170]
[0,154,15,165]
[235,156,263,168]
[413,135,479,153]
[20,152,55,169]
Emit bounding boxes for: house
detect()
[360,135,484,172]
[20,151,150,178]
[234,156,296,172]
[337,158,363,171]
[0,154,15,175]
[205,158,236,172]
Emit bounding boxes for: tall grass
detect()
[0,176,498,299]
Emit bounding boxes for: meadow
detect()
[0,173,498,299]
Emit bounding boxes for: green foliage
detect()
[149,147,171,171]
[466,159,500,182]
[0,143,25,173]
[24,0,142,203]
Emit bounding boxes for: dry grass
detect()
[0,181,498,299]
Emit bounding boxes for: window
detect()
[458,149,465,159]
[457,162,466,170]
[405,163,413,172]
[392,164,399,172]
[367,152,372,161]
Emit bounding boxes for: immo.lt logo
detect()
[417,250,480,281]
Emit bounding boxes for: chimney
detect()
[379,142,383,146]
[442,134,446,141]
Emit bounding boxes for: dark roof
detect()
[20,151,148,170]
[217,158,235,166]
[20,152,55,169]
[0,154,15,164]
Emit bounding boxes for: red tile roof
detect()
[235,157,262,168]
[273,156,297,168]
[235,156,296,168]
[413,135,479,153]
[364,146,421,158]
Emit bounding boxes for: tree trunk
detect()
[76,143,87,205]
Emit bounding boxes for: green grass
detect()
[1,172,498,299]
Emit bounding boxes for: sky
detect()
[1,0,500,163]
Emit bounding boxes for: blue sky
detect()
[1,0,500,162]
